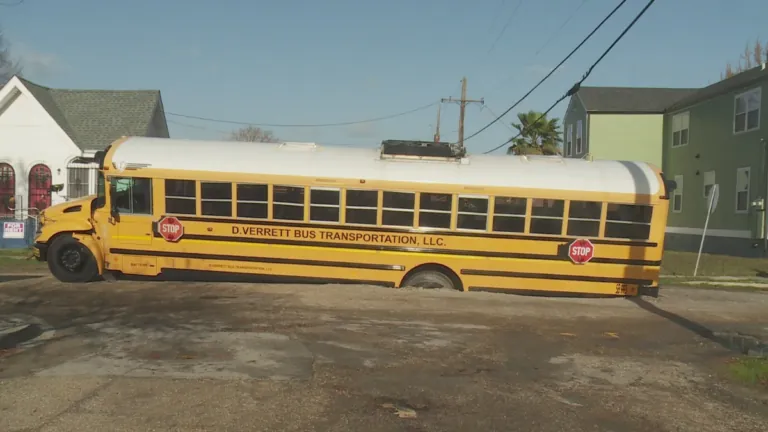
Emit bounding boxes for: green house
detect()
[563,64,768,257]
[562,86,697,167]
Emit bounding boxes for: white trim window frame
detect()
[565,124,573,157]
[734,87,761,134]
[672,175,683,213]
[735,167,750,214]
[671,111,690,148]
[702,170,715,200]
[575,120,583,154]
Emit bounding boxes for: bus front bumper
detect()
[32,242,48,262]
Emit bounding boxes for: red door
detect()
[28,164,52,215]
[0,163,14,217]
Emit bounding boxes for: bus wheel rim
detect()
[60,246,84,273]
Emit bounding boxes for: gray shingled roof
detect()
[576,86,699,113]
[666,64,768,112]
[17,77,165,151]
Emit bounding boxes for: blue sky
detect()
[2,0,767,154]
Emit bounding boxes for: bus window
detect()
[567,201,601,237]
[310,188,340,222]
[418,193,452,229]
[492,197,526,233]
[457,196,488,231]
[201,182,232,217]
[112,177,152,215]
[382,191,415,227]
[345,189,377,225]
[165,179,196,215]
[236,184,268,219]
[273,185,305,221]
[530,199,564,235]
[605,204,652,240]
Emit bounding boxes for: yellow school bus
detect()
[33,137,670,297]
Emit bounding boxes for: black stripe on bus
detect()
[166,215,658,247]
[148,233,662,267]
[461,269,653,286]
[110,248,405,272]
[155,268,396,288]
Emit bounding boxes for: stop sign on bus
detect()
[157,216,184,242]
[568,238,594,264]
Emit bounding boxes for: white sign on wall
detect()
[2,222,25,239]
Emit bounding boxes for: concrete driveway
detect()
[1,276,767,431]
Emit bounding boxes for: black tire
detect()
[402,270,456,290]
[47,235,99,283]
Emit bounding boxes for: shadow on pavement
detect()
[628,296,767,356]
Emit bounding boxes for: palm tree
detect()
[506,111,563,156]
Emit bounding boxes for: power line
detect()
[487,0,524,55]
[458,0,629,146]
[0,0,25,6]
[164,101,438,128]
[483,0,657,155]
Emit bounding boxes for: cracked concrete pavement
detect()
[1,275,767,431]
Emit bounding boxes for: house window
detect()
[735,167,750,213]
[702,171,715,200]
[565,124,573,156]
[734,88,761,134]
[0,163,15,217]
[672,112,690,147]
[575,120,583,154]
[672,175,683,213]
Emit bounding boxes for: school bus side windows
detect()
[310,188,340,222]
[382,191,414,227]
[201,182,232,217]
[419,193,452,228]
[273,185,304,221]
[165,179,196,215]
[345,189,377,225]
[605,204,652,240]
[492,197,526,233]
[567,201,601,237]
[237,184,268,219]
[457,196,488,231]
[530,199,564,235]
[111,177,152,215]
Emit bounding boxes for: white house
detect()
[0,75,169,218]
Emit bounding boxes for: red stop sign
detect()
[568,238,594,264]
[157,216,184,242]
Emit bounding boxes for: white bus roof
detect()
[108,137,662,196]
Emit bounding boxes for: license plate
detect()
[615,283,638,295]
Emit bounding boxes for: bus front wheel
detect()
[401,269,457,290]
[47,235,99,283]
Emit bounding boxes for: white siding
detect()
[0,81,83,214]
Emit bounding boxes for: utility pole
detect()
[433,104,442,142]
[441,76,483,152]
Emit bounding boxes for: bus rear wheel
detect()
[402,269,457,290]
[47,235,99,283]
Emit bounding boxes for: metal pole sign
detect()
[694,184,719,277]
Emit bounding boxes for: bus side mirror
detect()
[108,182,120,221]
